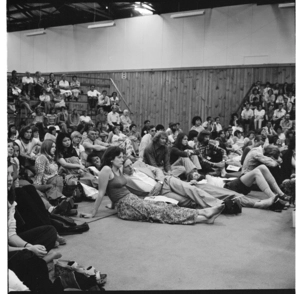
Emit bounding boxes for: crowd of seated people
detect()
[7,76,296,290]
[7,70,122,119]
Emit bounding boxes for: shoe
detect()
[57,234,67,245]
[278,194,292,202]
[85,266,107,286]
[269,197,284,212]
[277,198,290,208]
[52,199,69,215]
[65,209,78,217]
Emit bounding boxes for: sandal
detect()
[278,194,292,202]
[85,266,107,285]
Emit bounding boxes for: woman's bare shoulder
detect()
[100,166,114,179]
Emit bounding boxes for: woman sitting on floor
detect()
[15,126,42,176]
[110,125,136,157]
[34,139,66,203]
[128,123,141,155]
[55,133,98,188]
[80,146,224,224]
[170,132,202,176]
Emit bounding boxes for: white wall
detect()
[7,4,295,72]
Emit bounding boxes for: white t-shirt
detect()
[22,76,33,84]
[87,90,100,97]
[15,138,40,157]
[59,80,70,88]
[39,95,51,102]
[80,115,92,123]
[254,109,265,119]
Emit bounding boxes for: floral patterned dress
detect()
[107,170,198,225]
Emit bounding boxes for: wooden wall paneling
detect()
[155,71,162,125]
[182,70,188,127]
[224,68,231,124]
[214,69,220,119]
[161,71,166,128]
[132,72,138,125]
[189,70,196,129]
[149,71,155,123]
[186,70,193,132]
[153,71,158,124]
[37,65,294,133]
[291,66,295,83]
[284,67,292,83]
[200,70,206,120]
[169,71,175,124]
[219,69,226,125]
[156,71,163,125]
[265,67,273,83]
[141,72,148,123]
[165,71,170,126]
[271,67,279,83]
[183,70,188,128]
[178,70,184,125]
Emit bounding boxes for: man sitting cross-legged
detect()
[122,158,223,209]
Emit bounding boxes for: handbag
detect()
[62,175,79,197]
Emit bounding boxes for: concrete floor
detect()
[56,196,295,291]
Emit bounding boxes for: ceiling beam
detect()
[14,4,35,20]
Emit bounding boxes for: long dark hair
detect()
[55,132,72,158]
[99,146,124,171]
[19,125,33,141]
[173,133,188,150]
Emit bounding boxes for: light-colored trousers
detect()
[160,176,222,208]
[171,155,202,177]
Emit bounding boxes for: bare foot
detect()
[205,205,225,224]
[105,203,115,209]
[197,204,224,219]
[43,250,62,264]
[253,197,274,209]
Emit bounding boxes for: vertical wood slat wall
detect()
[58,65,295,133]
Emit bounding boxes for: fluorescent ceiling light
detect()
[278,3,295,8]
[170,10,205,19]
[88,21,115,29]
[134,6,153,15]
[26,30,46,37]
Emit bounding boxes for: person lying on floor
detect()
[121,158,223,209]
[80,146,224,224]
[187,166,291,210]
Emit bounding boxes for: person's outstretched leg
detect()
[167,176,223,207]
[240,168,276,199]
[255,165,285,196]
